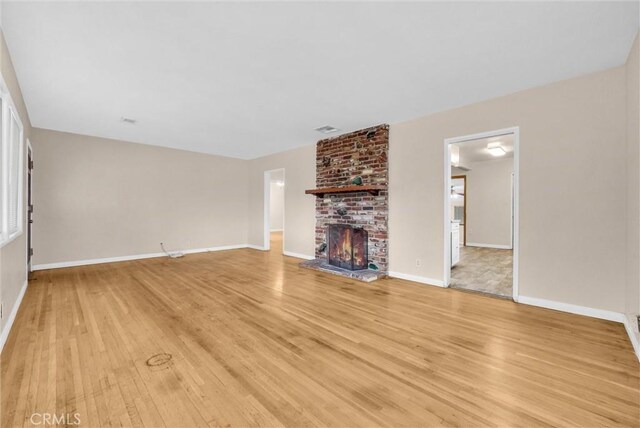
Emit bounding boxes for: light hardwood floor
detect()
[1,234,639,427]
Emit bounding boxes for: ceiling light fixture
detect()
[451,186,461,199]
[121,117,137,124]
[487,141,506,156]
[315,125,340,134]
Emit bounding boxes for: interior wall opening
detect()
[445,129,519,300]
[264,168,285,253]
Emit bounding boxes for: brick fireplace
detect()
[301,124,388,281]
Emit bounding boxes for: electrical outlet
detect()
[416,259,421,266]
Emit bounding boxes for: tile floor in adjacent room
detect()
[450,246,513,298]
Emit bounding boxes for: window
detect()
[0,74,24,247]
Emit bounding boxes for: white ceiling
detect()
[454,134,515,164]
[2,2,638,159]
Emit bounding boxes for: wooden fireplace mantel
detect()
[305,185,386,198]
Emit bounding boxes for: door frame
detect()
[443,127,520,302]
[451,174,467,246]
[263,168,285,252]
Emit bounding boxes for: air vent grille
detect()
[315,125,339,134]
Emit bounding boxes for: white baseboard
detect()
[518,295,625,323]
[32,244,250,271]
[0,279,28,354]
[33,253,165,270]
[270,229,283,232]
[246,245,268,251]
[466,243,512,250]
[388,271,445,287]
[623,314,640,362]
[283,251,314,260]
[182,244,247,255]
[31,243,311,269]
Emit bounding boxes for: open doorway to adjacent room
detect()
[264,168,285,253]
[444,128,519,300]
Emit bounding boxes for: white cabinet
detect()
[451,222,460,267]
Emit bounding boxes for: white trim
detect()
[388,271,445,287]
[263,170,271,251]
[270,229,283,232]
[465,243,512,250]
[181,244,247,254]
[518,295,624,323]
[247,244,268,251]
[0,71,25,249]
[510,171,514,252]
[32,244,250,271]
[444,141,451,287]
[33,253,165,270]
[444,126,520,302]
[623,314,640,362]
[513,128,520,302]
[283,251,314,260]
[0,280,28,354]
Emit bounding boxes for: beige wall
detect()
[626,33,639,343]
[454,157,513,248]
[245,65,630,314]
[248,144,315,256]
[390,66,627,312]
[269,182,284,231]
[30,128,249,265]
[0,31,31,335]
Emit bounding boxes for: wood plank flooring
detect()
[1,234,639,427]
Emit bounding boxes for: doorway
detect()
[263,168,285,252]
[444,128,519,301]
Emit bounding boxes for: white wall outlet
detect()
[416,259,421,266]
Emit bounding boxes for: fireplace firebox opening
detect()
[328,224,368,271]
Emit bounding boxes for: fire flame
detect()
[341,229,352,261]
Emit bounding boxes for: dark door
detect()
[27,146,33,271]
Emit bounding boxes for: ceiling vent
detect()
[121,117,137,124]
[315,125,340,134]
